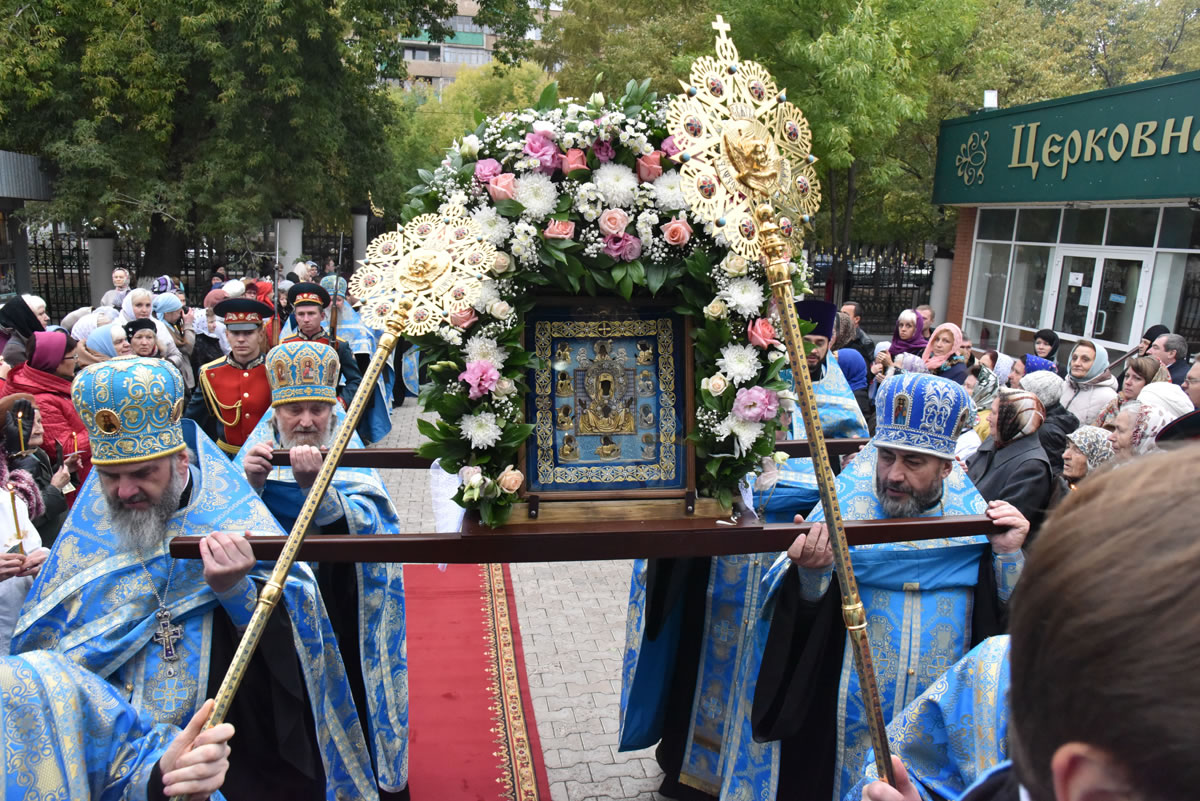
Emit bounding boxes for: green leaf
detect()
[535,81,560,111]
[417,168,435,184]
[645,263,668,295]
[625,259,645,285]
[500,422,536,447]
[566,168,591,181]
[618,273,634,300]
[416,418,444,442]
[494,199,525,218]
[538,248,555,267]
[555,194,571,213]
[405,185,431,196]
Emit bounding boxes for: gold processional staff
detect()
[667,16,896,783]
[169,211,500,801]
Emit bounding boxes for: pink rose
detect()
[747,318,781,349]
[733,386,780,423]
[597,208,630,237]
[523,132,559,174]
[544,220,576,240]
[459,359,500,400]
[497,465,524,494]
[592,139,615,162]
[561,148,588,174]
[449,308,479,330]
[636,151,663,183]
[487,173,516,201]
[661,136,681,158]
[474,158,502,184]
[660,217,693,247]
[620,234,642,262]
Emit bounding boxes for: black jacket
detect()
[1037,402,1080,475]
[9,448,68,548]
[848,327,876,366]
[1169,358,1190,385]
[966,434,1052,536]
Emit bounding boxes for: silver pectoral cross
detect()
[152,607,183,662]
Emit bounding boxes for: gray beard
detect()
[272,415,337,449]
[106,467,188,553]
[875,471,944,518]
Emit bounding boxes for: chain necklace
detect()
[136,551,182,664]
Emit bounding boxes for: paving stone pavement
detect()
[379,401,666,801]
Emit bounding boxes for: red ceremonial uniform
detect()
[197,355,272,454]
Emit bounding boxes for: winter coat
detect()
[966,433,1052,537]
[1037,402,1080,476]
[9,448,68,547]
[0,365,91,487]
[1061,371,1119,426]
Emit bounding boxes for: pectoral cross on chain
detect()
[153,608,183,662]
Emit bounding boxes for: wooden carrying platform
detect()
[168,437,992,563]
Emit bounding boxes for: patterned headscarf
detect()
[1023,353,1057,375]
[971,365,1001,408]
[1127,401,1175,457]
[993,387,1045,447]
[894,352,928,374]
[1138,381,1193,420]
[1066,425,1115,473]
[922,323,964,372]
[992,353,1016,386]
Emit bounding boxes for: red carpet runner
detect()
[404,563,550,801]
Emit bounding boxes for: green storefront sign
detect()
[934,70,1200,205]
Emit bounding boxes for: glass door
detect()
[1046,248,1151,348]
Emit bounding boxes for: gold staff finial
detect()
[667,17,895,786]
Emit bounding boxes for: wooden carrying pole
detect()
[167,308,405,800]
[755,203,896,783]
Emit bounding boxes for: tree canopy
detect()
[0,0,545,265]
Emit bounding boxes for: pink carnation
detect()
[474,158,502,183]
[459,359,500,400]
[523,132,559,174]
[733,386,780,422]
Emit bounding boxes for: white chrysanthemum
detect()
[726,415,764,456]
[721,278,766,317]
[438,326,463,346]
[653,171,687,211]
[472,206,512,247]
[464,334,509,366]
[717,343,761,386]
[593,163,638,208]
[473,280,500,313]
[461,410,503,450]
[514,173,557,221]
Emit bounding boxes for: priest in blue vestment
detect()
[237,340,409,801]
[3,649,236,799]
[617,300,868,800]
[12,357,379,800]
[717,373,1028,801]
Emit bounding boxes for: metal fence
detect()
[806,244,935,333]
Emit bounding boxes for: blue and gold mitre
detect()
[320,275,348,298]
[72,357,186,464]
[874,372,972,459]
[266,341,340,407]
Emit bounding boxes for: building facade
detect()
[400,2,501,91]
[934,70,1200,360]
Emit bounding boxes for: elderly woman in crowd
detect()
[153,292,196,392]
[967,387,1053,534]
[1061,339,1119,426]
[0,395,74,545]
[82,323,131,361]
[21,295,50,328]
[1109,401,1174,462]
[1096,355,1170,429]
[1048,424,1116,508]
[869,309,927,383]
[0,331,90,485]
[921,323,969,384]
[1020,370,1079,474]
[0,295,46,375]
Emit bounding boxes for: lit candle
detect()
[16,411,23,453]
[72,431,78,454]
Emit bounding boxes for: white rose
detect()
[493,377,517,397]
[703,299,728,320]
[701,373,729,397]
[722,254,749,277]
[777,389,797,412]
[587,92,605,107]
[769,348,787,362]
[532,121,557,139]
[487,299,514,320]
[458,134,481,158]
[492,252,514,275]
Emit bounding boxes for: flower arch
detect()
[404,81,810,526]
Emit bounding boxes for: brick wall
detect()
[946,207,976,326]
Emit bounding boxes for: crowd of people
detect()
[2,279,1198,801]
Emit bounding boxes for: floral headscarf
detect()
[992,353,1016,386]
[1127,401,1175,456]
[922,323,965,372]
[993,388,1045,447]
[1066,425,1115,473]
[971,365,1001,408]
